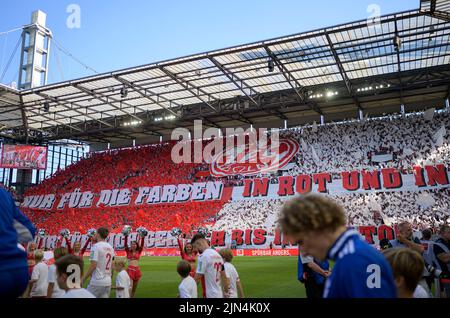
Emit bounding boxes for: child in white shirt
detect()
[112,257,132,298]
[56,254,95,298]
[27,250,49,298]
[177,260,197,298]
[219,248,245,298]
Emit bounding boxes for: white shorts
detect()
[87,284,111,298]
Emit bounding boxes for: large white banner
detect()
[36,225,410,251]
[231,166,450,201]
[22,165,450,210]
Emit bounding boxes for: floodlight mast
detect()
[18,10,52,90]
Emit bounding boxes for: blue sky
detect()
[0,0,418,85]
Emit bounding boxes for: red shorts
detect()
[127,266,142,282]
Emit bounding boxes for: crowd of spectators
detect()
[21,108,450,235]
[211,189,450,234]
[22,141,227,235]
[212,110,450,233]
[284,110,449,177]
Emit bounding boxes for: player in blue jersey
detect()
[278,194,397,298]
[0,188,36,297]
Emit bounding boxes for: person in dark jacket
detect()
[0,188,36,297]
[297,244,330,298]
[279,194,397,298]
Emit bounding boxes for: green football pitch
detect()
[84,256,306,298]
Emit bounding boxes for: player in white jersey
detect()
[83,227,115,298]
[191,233,229,298]
[219,248,245,298]
[56,254,95,298]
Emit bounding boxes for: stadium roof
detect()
[421,0,450,20]
[0,84,23,134]
[1,4,450,145]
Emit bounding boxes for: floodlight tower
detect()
[14,11,52,195]
[18,10,52,90]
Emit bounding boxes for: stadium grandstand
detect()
[1,0,450,300]
[1,3,449,225]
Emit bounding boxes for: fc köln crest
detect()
[209,139,299,177]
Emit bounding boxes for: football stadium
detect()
[0,0,450,303]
